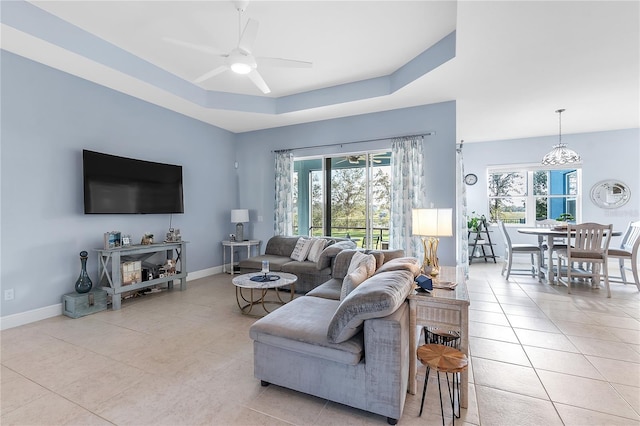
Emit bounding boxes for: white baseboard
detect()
[0,266,225,330]
[0,303,62,330]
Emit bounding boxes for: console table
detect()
[407,266,470,408]
[95,241,187,310]
[222,240,261,275]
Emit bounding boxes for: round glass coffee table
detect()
[232,272,297,316]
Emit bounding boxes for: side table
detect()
[222,240,261,275]
[407,266,470,408]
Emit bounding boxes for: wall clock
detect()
[464,173,478,186]
[590,180,631,209]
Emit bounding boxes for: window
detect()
[488,166,581,225]
[293,152,391,248]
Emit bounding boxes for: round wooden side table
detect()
[417,343,469,425]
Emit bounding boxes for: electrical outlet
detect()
[4,289,14,301]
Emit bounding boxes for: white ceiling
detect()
[1,1,638,142]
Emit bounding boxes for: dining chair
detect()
[557,222,613,297]
[497,221,539,280]
[607,220,640,291]
[535,219,569,278]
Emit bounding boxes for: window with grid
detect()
[487,166,581,225]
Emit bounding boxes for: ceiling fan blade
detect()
[162,36,226,56]
[194,65,229,83]
[238,18,259,53]
[257,57,313,69]
[247,69,271,94]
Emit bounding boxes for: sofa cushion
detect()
[327,269,414,343]
[307,238,328,263]
[291,237,313,261]
[281,260,323,276]
[374,257,421,277]
[315,240,357,270]
[264,236,301,257]
[249,296,364,365]
[306,278,342,300]
[238,254,293,272]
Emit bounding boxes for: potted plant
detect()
[556,213,575,222]
[467,211,485,232]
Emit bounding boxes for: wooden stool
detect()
[417,344,468,425]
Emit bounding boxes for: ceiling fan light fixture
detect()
[231,62,252,74]
[541,108,581,166]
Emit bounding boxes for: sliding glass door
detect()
[293,152,391,249]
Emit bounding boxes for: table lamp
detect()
[231,209,249,241]
[412,208,453,277]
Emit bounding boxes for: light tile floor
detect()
[1,261,639,425]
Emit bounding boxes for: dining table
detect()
[517,227,622,284]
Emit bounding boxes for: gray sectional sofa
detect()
[249,249,419,424]
[238,235,356,293]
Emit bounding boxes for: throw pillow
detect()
[339,251,376,300]
[327,269,414,343]
[339,264,370,301]
[290,237,313,261]
[348,251,376,276]
[374,257,421,277]
[307,238,328,263]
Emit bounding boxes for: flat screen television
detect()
[83,150,184,214]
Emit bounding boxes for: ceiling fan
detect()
[337,154,389,165]
[163,0,312,94]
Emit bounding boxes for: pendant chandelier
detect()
[541,108,581,165]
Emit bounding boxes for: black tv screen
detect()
[83,150,184,214]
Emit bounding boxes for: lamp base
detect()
[236,223,244,242]
[421,236,441,277]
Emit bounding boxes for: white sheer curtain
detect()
[456,142,470,278]
[274,150,294,235]
[389,136,425,257]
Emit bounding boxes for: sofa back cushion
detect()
[265,236,303,257]
[315,240,357,270]
[327,269,414,343]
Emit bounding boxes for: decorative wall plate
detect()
[590,180,630,209]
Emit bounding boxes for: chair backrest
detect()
[497,221,512,248]
[536,219,564,228]
[620,221,640,253]
[567,222,613,256]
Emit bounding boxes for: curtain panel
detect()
[390,136,425,257]
[274,150,294,235]
[457,143,469,277]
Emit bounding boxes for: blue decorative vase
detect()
[75,251,93,294]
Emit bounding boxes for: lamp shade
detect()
[231,209,249,223]
[412,208,453,237]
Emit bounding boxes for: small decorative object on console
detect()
[122,261,142,285]
[141,233,154,245]
[165,228,182,242]
[415,274,433,292]
[103,231,122,249]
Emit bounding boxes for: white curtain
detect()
[456,142,470,278]
[274,150,294,235]
[389,136,425,257]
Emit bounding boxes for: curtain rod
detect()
[273,132,435,153]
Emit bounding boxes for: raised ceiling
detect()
[1,1,638,142]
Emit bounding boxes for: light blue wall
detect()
[234,101,458,265]
[1,52,236,317]
[464,129,640,256]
